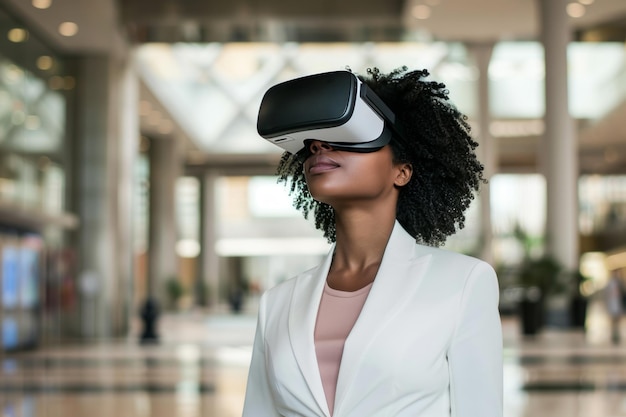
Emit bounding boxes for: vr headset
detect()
[257,70,398,154]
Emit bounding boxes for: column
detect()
[539,0,579,271]
[114,52,140,337]
[70,53,138,338]
[200,170,220,308]
[147,136,181,308]
[470,43,496,265]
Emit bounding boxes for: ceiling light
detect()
[7,28,28,43]
[58,22,78,37]
[63,76,76,90]
[412,5,432,19]
[48,75,64,90]
[36,55,53,70]
[578,0,594,5]
[566,3,585,18]
[32,0,52,9]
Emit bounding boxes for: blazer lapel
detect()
[288,244,335,417]
[333,221,432,415]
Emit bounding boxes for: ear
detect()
[394,163,413,187]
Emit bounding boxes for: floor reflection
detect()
[1,307,626,417]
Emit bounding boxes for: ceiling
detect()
[3,0,626,52]
[1,0,626,174]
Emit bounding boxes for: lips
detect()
[307,155,340,174]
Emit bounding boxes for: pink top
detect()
[314,281,373,415]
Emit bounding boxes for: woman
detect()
[243,67,502,417]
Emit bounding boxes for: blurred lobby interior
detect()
[1,0,626,415]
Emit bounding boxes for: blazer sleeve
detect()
[242,293,281,417]
[448,261,503,417]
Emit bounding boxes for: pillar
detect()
[147,136,181,308]
[470,43,496,265]
[70,53,138,338]
[200,170,220,308]
[539,0,579,271]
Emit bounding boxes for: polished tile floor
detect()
[2,300,626,417]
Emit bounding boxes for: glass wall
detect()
[0,7,72,217]
[0,6,75,350]
[0,96,66,215]
[579,175,626,236]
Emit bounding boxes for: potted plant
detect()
[569,270,591,329]
[165,277,185,310]
[517,255,562,335]
[229,276,249,313]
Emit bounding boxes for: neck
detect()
[332,209,396,270]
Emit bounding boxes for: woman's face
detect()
[303,140,412,207]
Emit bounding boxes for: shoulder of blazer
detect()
[261,264,319,304]
[414,243,484,267]
[413,243,494,285]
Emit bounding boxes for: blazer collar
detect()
[288,240,334,416]
[288,221,432,417]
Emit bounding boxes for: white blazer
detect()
[243,221,502,417]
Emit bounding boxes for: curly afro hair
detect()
[276,67,485,247]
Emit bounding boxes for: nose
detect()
[307,140,333,154]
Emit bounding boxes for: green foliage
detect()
[512,223,567,296]
[518,255,562,295]
[165,277,185,307]
[513,224,544,258]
